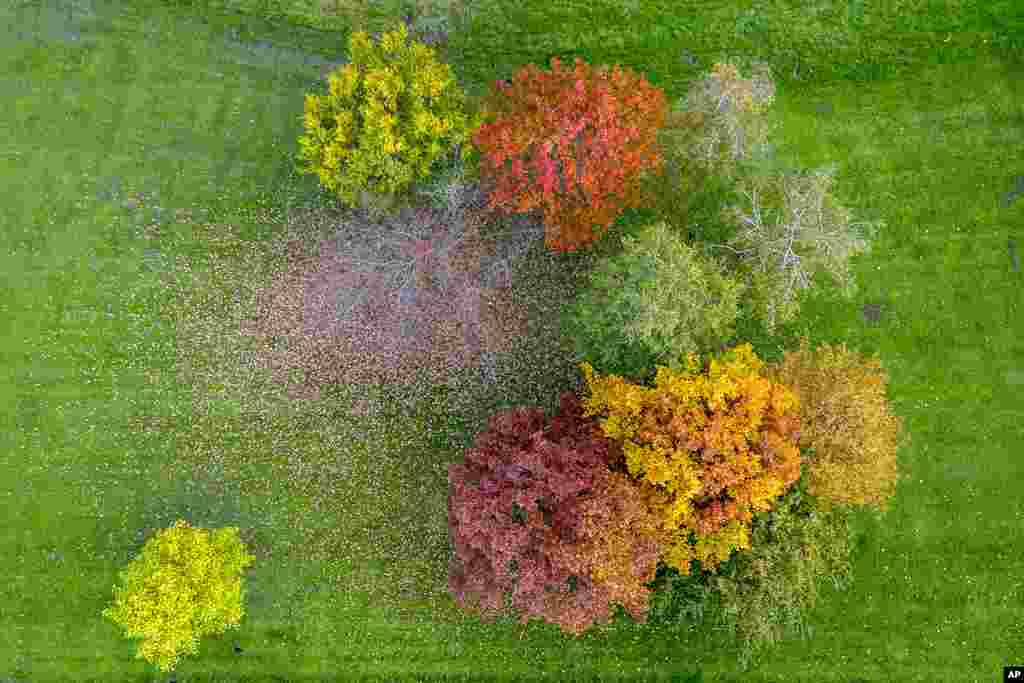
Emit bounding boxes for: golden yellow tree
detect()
[762,337,907,513]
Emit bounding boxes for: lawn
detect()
[2,0,1023,681]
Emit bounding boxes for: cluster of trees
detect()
[102,42,906,674]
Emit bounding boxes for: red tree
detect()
[448,392,666,635]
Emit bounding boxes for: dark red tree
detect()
[448,391,666,635]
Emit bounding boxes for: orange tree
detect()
[471,56,667,253]
[578,343,804,577]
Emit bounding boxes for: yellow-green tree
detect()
[102,520,255,672]
[560,219,747,385]
[294,20,485,216]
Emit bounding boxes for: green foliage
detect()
[640,557,722,633]
[632,58,781,244]
[471,56,668,253]
[637,147,747,258]
[762,337,908,514]
[560,220,747,386]
[579,343,804,577]
[102,520,255,673]
[640,465,855,670]
[294,20,485,215]
[700,468,856,670]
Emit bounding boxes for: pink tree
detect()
[236,184,544,417]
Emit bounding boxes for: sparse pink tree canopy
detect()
[237,184,543,416]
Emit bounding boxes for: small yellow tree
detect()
[102,520,255,672]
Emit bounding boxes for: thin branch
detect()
[698,164,877,330]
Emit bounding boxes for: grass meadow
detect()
[2,0,1023,680]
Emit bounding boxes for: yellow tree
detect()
[103,520,255,672]
[579,343,803,576]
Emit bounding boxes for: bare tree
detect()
[236,177,545,418]
[704,163,885,333]
[670,59,885,334]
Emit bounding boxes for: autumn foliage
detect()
[102,520,255,672]
[444,335,904,643]
[578,343,803,577]
[294,21,485,212]
[236,198,540,417]
[671,60,778,184]
[762,337,906,513]
[471,56,668,253]
[447,392,667,636]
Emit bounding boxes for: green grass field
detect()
[2,0,1023,680]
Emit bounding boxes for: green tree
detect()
[561,220,746,384]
